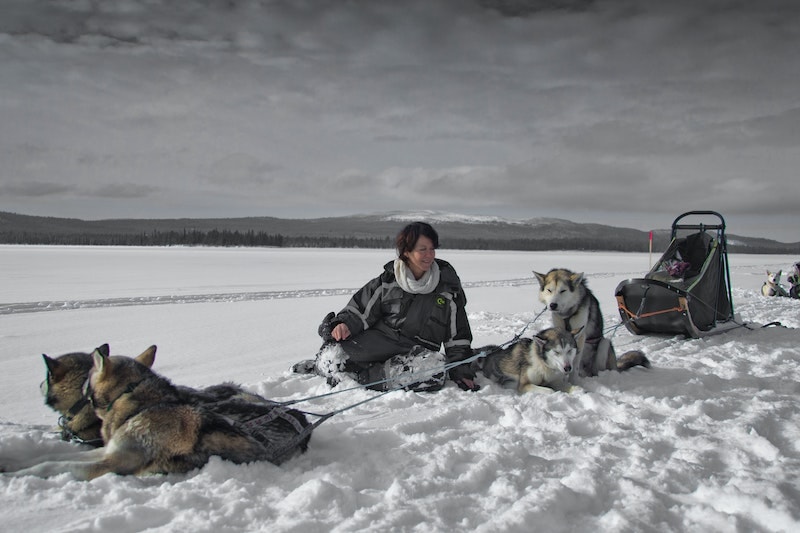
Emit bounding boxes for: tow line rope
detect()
[241,307,553,461]
[276,306,550,420]
[254,297,790,460]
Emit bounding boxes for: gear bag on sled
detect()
[615,211,737,338]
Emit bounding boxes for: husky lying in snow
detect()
[534,268,650,380]
[3,344,311,480]
[476,327,582,394]
[40,344,289,446]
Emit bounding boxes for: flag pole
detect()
[649,231,653,268]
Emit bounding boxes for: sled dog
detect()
[6,350,310,480]
[476,327,582,394]
[761,270,789,297]
[534,268,650,379]
[789,264,800,299]
[41,343,126,446]
[40,344,283,447]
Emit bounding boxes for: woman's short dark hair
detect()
[396,222,439,262]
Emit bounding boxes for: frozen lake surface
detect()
[1,245,798,532]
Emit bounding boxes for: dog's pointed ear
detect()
[570,272,585,284]
[533,271,546,287]
[571,325,585,338]
[96,343,110,357]
[135,345,156,368]
[92,348,110,377]
[42,354,65,380]
[533,334,547,350]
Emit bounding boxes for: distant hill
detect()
[0,210,797,254]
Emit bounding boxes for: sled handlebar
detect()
[671,210,726,232]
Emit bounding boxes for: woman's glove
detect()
[449,363,480,392]
[317,311,338,342]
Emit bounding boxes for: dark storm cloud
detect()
[560,121,704,157]
[92,183,159,199]
[201,153,281,187]
[0,181,75,197]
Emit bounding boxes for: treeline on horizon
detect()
[2,228,797,254]
[1,228,646,251]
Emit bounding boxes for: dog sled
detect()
[615,211,738,338]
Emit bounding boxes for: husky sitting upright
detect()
[761,270,790,297]
[477,327,581,394]
[534,268,650,379]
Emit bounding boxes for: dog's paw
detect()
[566,384,584,394]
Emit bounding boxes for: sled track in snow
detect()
[0,278,536,315]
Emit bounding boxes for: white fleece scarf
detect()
[394,258,440,295]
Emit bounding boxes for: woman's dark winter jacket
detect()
[333,259,473,364]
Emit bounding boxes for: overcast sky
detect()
[1,0,798,241]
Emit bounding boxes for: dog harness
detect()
[57,396,103,446]
[563,317,602,347]
[240,404,316,464]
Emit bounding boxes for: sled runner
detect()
[615,211,737,338]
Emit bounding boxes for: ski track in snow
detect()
[5,265,729,315]
[0,279,538,315]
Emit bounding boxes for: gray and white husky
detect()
[534,268,650,379]
[476,327,582,394]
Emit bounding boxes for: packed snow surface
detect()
[1,245,798,532]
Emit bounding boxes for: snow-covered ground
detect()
[1,245,798,532]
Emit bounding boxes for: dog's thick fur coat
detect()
[534,268,650,379]
[40,344,299,449]
[7,347,310,480]
[761,270,790,297]
[41,344,121,446]
[477,327,581,394]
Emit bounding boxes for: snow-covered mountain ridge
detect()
[1,210,798,253]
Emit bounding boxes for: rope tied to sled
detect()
[266,304,557,460]
[246,305,559,461]
[238,402,320,465]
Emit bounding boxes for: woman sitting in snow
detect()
[293,221,479,392]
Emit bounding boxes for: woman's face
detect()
[404,235,436,279]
